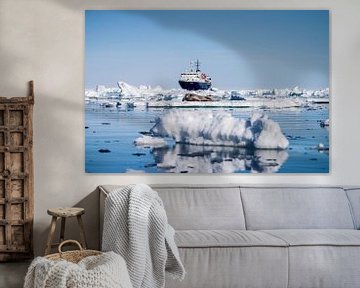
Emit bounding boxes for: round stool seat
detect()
[45,207,88,255]
[47,207,85,218]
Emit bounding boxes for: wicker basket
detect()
[45,240,102,263]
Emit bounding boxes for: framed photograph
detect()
[85,10,329,173]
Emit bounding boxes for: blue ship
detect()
[178,60,212,90]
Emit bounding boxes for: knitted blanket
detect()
[24,251,132,288]
[102,184,185,288]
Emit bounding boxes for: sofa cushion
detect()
[241,187,355,230]
[262,229,360,246]
[287,246,360,288]
[165,247,288,288]
[154,186,246,230]
[100,185,246,230]
[345,188,360,229]
[260,230,360,288]
[175,230,288,248]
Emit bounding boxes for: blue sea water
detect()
[85,103,329,173]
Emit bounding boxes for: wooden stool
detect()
[45,207,87,255]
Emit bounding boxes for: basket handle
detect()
[58,240,83,255]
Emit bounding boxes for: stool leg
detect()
[77,215,87,249]
[60,217,66,243]
[45,216,57,255]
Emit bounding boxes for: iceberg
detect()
[85,86,120,100]
[150,110,289,149]
[118,81,163,98]
[289,86,303,96]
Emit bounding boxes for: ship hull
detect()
[179,81,211,91]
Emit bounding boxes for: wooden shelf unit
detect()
[0,81,34,261]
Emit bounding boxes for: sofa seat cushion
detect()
[262,229,360,246]
[260,230,360,288]
[175,230,288,248]
[166,246,289,288]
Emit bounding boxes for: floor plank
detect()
[0,261,30,288]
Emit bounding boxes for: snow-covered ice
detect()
[317,143,329,151]
[146,98,302,109]
[85,82,329,111]
[118,82,164,99]
[134,135,167,148]
[85,86,120,99]
[150,110,289,149]
[320,119,330,127]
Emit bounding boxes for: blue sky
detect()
[85,10,329,90]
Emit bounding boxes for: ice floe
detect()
[320,119,330,127]
[85,85,120,100]
[134,135,167,148]
[118,82,164,99]
[146,98,302,109]
[317,143,329,151]
[85,81,330,100]
[85,82,329,107]
[150,110,289,149]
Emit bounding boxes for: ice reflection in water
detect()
[150,144,288,173]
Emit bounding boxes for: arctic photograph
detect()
[85,10,329,173]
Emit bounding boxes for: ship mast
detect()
[195,59,201,72]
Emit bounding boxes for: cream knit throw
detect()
[102,184,185,288]
[24,251,132,288]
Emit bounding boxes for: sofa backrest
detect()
[100,185,358,232]
[153,185,246,230]
[240,187,355,230]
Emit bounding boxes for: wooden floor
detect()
[0,261,30,288]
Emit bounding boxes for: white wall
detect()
[0,0,359,256]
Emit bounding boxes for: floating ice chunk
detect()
[289,86,303,96]
[317,143,329,151]
[118,81,165,99]
[126,169,145,173]
[96,85,106,93]
[150,110,289,149]
[146,97,302,108]
[320,119,330,127]
[134,135,167,148]
[250,113,290,149]
[100,101,115,108]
